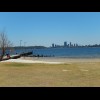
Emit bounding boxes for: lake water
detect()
[32,47,100,58]
[2,47,100,58]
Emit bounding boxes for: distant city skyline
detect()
[51,41,100,48]
[0,12,100,47]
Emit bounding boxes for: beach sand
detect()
[1,56,100,64]
[19,57,100,63]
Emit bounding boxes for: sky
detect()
[0,12,100,47]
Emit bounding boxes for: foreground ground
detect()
[0,59,100,87]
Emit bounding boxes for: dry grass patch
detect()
[0,62,100,86]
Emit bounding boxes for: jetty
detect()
[0,51,33,61]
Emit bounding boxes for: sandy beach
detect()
[1,57,100,64]
[20,57,100,63]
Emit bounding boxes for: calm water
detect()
[33,47,100,58]
[2,47,100,58]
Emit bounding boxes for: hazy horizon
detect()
[0,12,100,47]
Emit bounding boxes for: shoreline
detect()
[1,56,100,64]
[19,57,100,63]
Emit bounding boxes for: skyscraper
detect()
[52,43,54,48]
[64,42,67,47]
[70,42,71,47]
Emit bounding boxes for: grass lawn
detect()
[0,62,100,87]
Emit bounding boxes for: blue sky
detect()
[0,12,100,47]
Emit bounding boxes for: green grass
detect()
[0,62,100,87]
